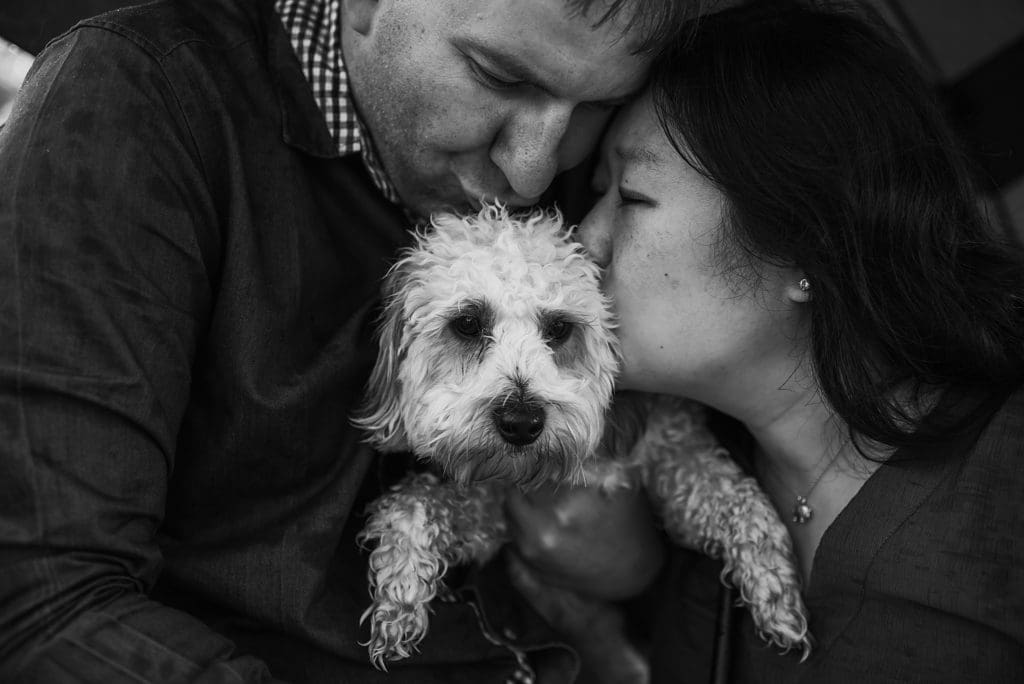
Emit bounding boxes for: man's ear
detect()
[342,0,379,36]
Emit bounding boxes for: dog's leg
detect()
[357,472,506,668]
[636,397,812,658]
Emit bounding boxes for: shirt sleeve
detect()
[0,26,281,683]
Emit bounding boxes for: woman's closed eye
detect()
[616,188,655,208]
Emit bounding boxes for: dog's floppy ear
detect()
[352,259,412,452]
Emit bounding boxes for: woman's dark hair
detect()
[650,0,1024,452]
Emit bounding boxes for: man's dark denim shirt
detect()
[0,0,569,681]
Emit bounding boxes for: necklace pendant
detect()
[793,496,813,524]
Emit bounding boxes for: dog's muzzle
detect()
[492,400,545,446]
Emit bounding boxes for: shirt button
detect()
[502,627,518,641]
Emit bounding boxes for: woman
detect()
[507,1,1024,681]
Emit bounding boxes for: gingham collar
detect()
[274,0,401,205]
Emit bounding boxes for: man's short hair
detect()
[567,0,716,55]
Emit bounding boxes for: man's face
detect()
[342,0,651,217]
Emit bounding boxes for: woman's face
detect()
[578,96,804,401]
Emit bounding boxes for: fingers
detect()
[506,551,652,684]
[506,548,545,606]
[506,550,613,635]
[504,486,565,559]
[504,482,611,538]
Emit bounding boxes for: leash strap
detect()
[710,583,735,684]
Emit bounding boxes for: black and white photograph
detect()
[1,1,1022,682]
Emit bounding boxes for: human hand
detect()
[504,483,665,601]
[507,551,650,684]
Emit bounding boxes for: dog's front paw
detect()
[360,597,430,669]
[358,490,450,669]
[636,400,813,658]
[359,539,439,669]
[715,486,812,658]
[724,540,812,658]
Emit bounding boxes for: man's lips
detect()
[461,186,540,209]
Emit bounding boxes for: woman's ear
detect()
[784,274,813,304]
[342,0,379,36]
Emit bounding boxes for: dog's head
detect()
[354,204,620,488]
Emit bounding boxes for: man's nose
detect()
[491,103,601,201]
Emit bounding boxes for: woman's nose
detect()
[577,202,613,268]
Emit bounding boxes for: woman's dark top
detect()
[650,386,1024,683]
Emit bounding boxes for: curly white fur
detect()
[353,204,812,669]
[356,473,505,668]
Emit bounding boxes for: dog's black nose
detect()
[493,403,545,446]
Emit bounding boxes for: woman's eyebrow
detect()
[615,145,663,168]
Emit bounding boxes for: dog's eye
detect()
[452,314,483,338]
[544,319,573,346]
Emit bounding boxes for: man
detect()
[0,0,698,681]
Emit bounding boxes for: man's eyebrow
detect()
[461,38,636,105]
[463,39,540,83]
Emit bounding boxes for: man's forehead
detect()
[450,0,650,100]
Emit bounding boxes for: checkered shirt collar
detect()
[275,0,401,205]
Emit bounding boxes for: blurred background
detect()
[1,0,1022,238]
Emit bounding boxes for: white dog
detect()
[353,204,811,670]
